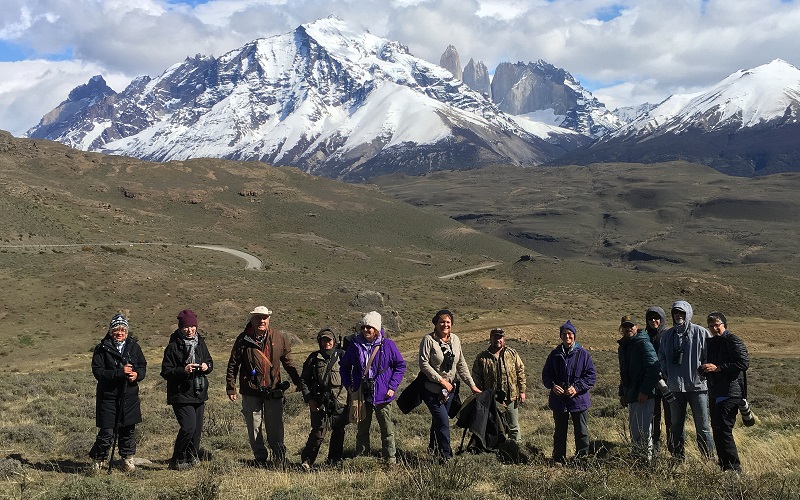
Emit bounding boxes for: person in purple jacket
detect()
[542,320,596,464]
[340,311,406,464]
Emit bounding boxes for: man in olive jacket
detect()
[226,306,302,467]
[617,315,660,461]
[472,328,527,443]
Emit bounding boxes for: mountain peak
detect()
[25,18,578,181]
[439,45,462,80]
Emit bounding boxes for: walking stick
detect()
[108,367,129,474]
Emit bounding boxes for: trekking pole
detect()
[108,371,128,474]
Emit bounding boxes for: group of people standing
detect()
[86,299,749,474]
[615,300,751,473]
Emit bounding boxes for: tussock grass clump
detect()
[50,475,138,499]
[154,469,220,500]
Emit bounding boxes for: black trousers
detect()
[172,403,205,462]
[300,408,348,465]
[552,410,589,462]
[89,424,136,460]
[652,394,673,452]
[710,397,741,472]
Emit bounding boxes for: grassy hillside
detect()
[1,132,799,498]
[374,162,800,269]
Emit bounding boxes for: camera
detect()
[656,378,676,403]
[671,349,684,365]
[260,380,291,399]
[441,351,455,372]
[739,399,756,427]
[362,378,375,398]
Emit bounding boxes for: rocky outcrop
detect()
[462,58,491,98]
[491,60,621,137]
[439,45,462,80]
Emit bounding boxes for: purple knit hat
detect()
[560,320,577,336]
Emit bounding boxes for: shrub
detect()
[48,475,137,499]
[154,470,220,500]
[0,425,51,452]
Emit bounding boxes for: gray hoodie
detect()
[658,300,711,393]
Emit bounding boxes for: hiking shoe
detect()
[90,460,105,474]
[121,457,136,472]
[169,459,193,471]
[301,461,311,472]
[196,448,213,462]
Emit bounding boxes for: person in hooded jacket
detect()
[341,311,406,464]
[644,306,672,454]
[617,314,660,462]
[542,320,596,464]
[89,313,147,473]
[699,312,749,473]
[658,300,714,461]
[160,309,213,470]
[299,327,348,470]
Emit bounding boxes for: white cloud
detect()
[0,60,129,136]
[1,0,800,135]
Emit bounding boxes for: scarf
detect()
[181,331,199,364]
[114,339,126,354]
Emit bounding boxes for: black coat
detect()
[707,331,749,399]
[160,330,213,405]
[91,334,147,428]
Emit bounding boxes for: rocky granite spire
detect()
[439,44,462,80]
[462,58,491,98]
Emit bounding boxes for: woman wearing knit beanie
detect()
[89,313,147,473]
[160,309,214,470]
[541,320,596,464]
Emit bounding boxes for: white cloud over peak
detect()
[0,0,799,135]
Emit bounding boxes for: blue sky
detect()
[1,0,799,135]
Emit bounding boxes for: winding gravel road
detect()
[0,243,262,271]
[190,245,262,270]
[438,262,501,279]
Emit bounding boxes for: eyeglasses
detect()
[361,325,376,331]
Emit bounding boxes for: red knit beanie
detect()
[177,309,198,328]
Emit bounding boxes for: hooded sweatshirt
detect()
[658,300,711,393]
[645,306,667,356]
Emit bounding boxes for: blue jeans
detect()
[669,391,714,460]
[423,388,453,459]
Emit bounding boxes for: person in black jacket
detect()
[699,312,749,472]
[299,328,348,470]
[160,309,213,470]
[89,313,147,473]
[644,306,672,454]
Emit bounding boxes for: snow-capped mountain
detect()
[489,60,622,138]
[436,45,621,139]
[612,103,657,125]
[550,59,800,176]
[26,17,585,181]
[610,59,800,138]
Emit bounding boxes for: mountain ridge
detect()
[25,17,585,181]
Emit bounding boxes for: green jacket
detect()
[472,346,526,404]
[618,330,660,403]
